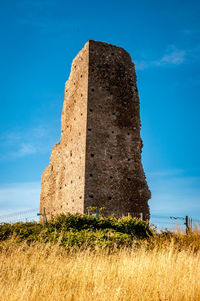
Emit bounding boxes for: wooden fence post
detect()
[185,216,189,234]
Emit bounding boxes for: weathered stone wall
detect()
[40,40,151,220]
[84,41,150,219]
[40,42,89,217]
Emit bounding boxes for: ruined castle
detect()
[40,40,151,220]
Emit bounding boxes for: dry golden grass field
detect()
[0,238,200,301]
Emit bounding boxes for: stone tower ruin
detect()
[40,40,151,220]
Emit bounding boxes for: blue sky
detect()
[0,0,200,222]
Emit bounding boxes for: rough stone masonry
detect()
[40,40,151,220]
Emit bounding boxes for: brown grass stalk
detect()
[0,240,200,301]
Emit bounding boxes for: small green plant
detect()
[86,206,106,217]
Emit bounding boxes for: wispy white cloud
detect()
[156,48,185,66]
[181,28,200,36]
[0,124,59,161]
[14,143,37,158]
[147,169,200,219]
[31,126,48,138]
[0,182,40,215]
[134,61,148,71]
[135,46,186,70]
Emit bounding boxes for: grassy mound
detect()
[1,213,200,252]
[0,214,152,249]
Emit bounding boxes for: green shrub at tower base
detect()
[0,213,152,249]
